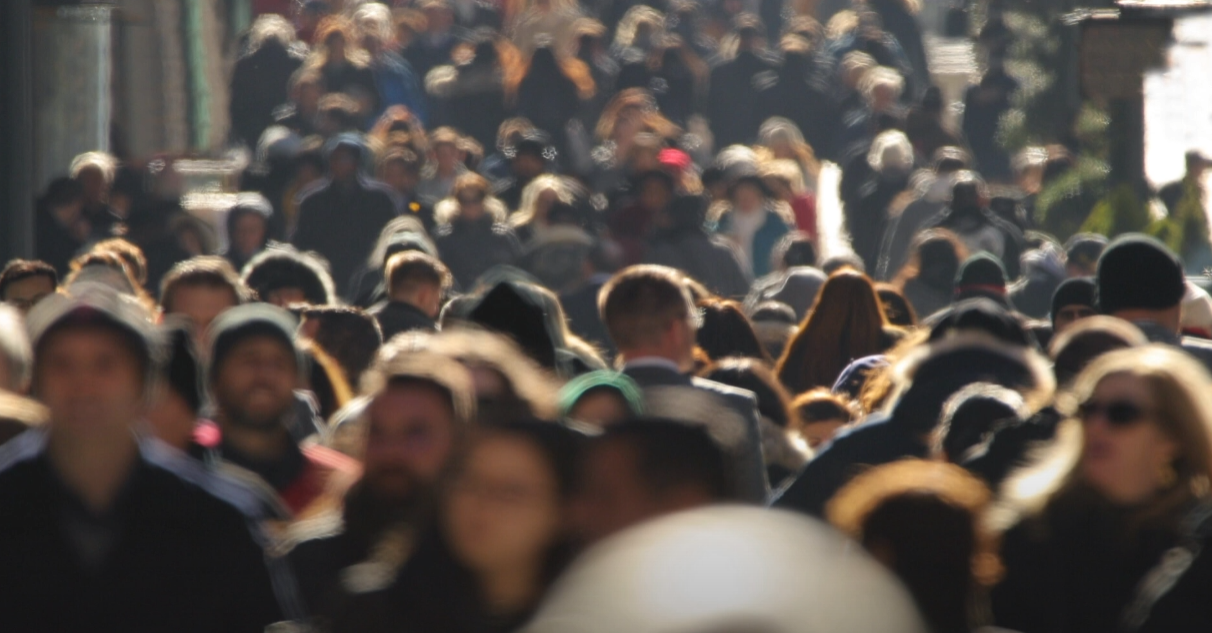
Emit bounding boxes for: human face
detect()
[572,440,662,544]
[638,179,672,214]
[457,191,487,222]
[4,275,56,314]
[329,147,360,182]
[445,434,563,574]
[76,166,108,204]
[435,143,461,173]
[169,285,238,352]
[381,162,419,195]
[567,390,632,428]
[1054,304,1096,334]
[232,213,267,257]
[364,383,458,500]
[212,337,297,429]
[800,418,847,451]
[37,326,145,439]
[1079,373,1179,505]
[732,182,764,213]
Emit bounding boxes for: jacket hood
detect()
[884,332,1055,435]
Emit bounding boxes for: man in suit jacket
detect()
[599,265,769,502]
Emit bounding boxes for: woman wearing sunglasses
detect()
[992,344,1212,633]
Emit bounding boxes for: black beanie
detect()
[1050,277,1096,323]
[955,253,1008,304]
[207,304,301,381]
[1096,234,1184,314]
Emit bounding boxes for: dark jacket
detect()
[848,173,910,273]
[623,364,770,503]
[370,300,437,341]
[644,226,751,299]
[287,481,429,624]
[0,434,286,633]
[759,52,842,160]
[560,275,613,358]
[433,217,522,290]
[707,50,777,148]
[922,204,1026,279]
[774,338,1049,517]
[438,60,509,151]
[292,177,400,296]
[229,39,305,146]
[993,493,1212,633]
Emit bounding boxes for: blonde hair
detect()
[757,118,821,181]
[434,173,509,225]
[613,5,664,50]
[860,66,906,104]
[995,345,1212,530]
[354,1,396,45]
[510,174,574,226]
[759,159,807,196]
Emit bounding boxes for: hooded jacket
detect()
[772,332,1055,517]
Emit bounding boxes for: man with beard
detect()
[202,303,360,521]
[0,288,287,632]
[286,351,475,625]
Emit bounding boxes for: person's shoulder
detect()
[296,179,333,206]
[691,375,758,406]
[0,428,46,476]
[142,438,283,523]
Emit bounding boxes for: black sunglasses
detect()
[1077,400,1149,427]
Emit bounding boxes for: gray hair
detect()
[0,305,31,392]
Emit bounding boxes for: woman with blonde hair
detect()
[776,269,903,394]
[760,159,818,240]
[757,118,821,192]
[993,345,1212,633]
[509,174,575,243]
[433,173,521,289]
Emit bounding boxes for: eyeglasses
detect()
[1077,399,1150,427]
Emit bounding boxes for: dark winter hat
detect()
[511,131,554,161]
[469,281,559,371]
[1063,233,1107,273]
[928,298,1033,348]
[1096,234,1185,314]
[207,303,302,382]
[954,253,1007,304]
[1050,277,1096,324]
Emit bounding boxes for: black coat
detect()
[370,300,437,342]
[229,40,304,146]
[433,217,522,290]
[292,178,400,296]
[438,62,509,151]
[848,173,910,273]
[760,54,843,161]
[0,439,285,633]
[623,365,770,503]
[707,51,777,149]
[644,227,751,299]
[771,412,929,517]
[993,494,1212,633]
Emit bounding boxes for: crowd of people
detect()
[6,0,1212,631]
